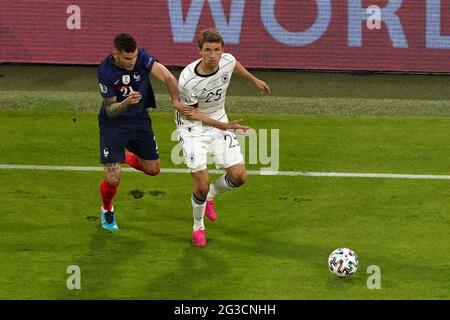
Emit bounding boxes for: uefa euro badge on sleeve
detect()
[99,83,108,94]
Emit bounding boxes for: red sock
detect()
[100,179,118,211]
[124,151,146,173]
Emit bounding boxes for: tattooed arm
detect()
[103,92,142,118]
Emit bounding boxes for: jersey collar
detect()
[194,60,220,78]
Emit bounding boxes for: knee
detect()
[196,183,210,199]
[104,166,121,187]
[106,175,121,187]
[230,170,247,187]
[143,160,160,176]
[146,167,160,176]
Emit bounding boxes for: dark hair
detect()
[114,33,137,53]
[198,28,224,49]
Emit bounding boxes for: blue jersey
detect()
[97,48,157,123]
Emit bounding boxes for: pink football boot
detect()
[192,229,206,247]
[205,199,217,221]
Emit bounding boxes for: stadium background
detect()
[2,0,450,72]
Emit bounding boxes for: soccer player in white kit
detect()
[176,29,271,246]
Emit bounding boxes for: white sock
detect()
[207,174,237,199]
[191,193,206,231]
[101,206,114,213]
[207,183,219,199]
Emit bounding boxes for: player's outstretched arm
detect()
[234,60,271,95]
[150,62,189,112]
[189,110,252,133]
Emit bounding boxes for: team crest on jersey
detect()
[221,72,230,83]
[133,73,141,82]
[122,75,131,85]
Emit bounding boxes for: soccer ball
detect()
[328,247,359,278]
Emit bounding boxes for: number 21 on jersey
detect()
[120,86,134,97]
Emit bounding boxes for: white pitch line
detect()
[1,164,450,180]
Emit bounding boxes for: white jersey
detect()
[177,53,236,129]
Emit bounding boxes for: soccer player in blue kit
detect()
[97,33,191,231]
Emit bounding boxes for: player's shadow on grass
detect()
[135,219,326,299]
[59,226,147,299]
[142,243,229,299]
[118,214,232,299]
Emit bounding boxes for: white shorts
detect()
[177,125,244,172]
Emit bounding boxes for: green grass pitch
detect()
[0,65,449,299]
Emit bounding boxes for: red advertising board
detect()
[1,0,450,72]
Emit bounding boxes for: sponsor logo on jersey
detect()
[122,75,131,85]
[133,73,141,82]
